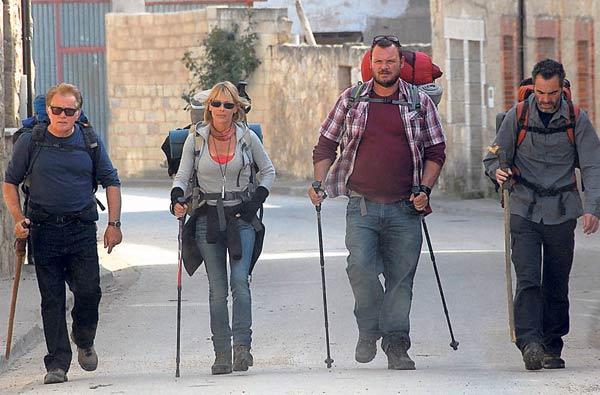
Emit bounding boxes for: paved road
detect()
[1,185,599,394]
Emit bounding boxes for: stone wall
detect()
[1,1,23,278]
[106,7,292,178]
[3,0,22,128]
[260,44,364,178]
[430,0,600,197]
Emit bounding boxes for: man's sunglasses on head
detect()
[210,101,235,110]
[372,35,401,47]
[49,106,79,117]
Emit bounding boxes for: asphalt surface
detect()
[1,182,599,394]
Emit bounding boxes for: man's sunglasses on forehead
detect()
[49,106,79,117]
[372,35,401,47]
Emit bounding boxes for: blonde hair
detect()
[204,81,249,124]
[46,83,83,109]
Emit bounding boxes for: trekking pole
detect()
[5,223,29,359]
[175,201,186,378]
[499,152,516,343]
[312,181,334,368]
[422,218,459,350]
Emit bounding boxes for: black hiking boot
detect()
[543,354,565,369]
[233,345,254,372]
[211,350,232,375]
[43,368,68,384]
[522,342,544,371]
[355,335,377,363]
[71,332,98,371]
[382,341,415,370]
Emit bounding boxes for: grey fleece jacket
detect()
[173,122,276,206]
[483,95,600,224]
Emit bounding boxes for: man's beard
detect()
[373,71,401,87]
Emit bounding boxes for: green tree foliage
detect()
[182,24,260,105]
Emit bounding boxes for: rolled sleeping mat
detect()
[418,83,443,106]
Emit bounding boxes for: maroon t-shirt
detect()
[347,88,414,203]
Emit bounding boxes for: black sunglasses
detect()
[49,106,79,117]
[372,35,401,47]
[210,100,235,110]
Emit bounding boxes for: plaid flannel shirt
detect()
[319,78,446,198]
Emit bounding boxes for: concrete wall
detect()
[256,0,431,45]
[430,0,600,198]
[106,7,367,179]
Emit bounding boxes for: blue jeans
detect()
[30,220,101,372]
[345,197,422,348]
[195,215,255,352]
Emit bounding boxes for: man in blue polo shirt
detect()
[2,83,122,384]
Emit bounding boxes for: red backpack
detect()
[360,49,443,84]
[514,78,579,148]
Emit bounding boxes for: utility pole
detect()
[295,0,316,46]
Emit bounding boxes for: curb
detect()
[0,266,114,375]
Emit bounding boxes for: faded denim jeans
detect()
[195,215,255,352]
[345,197,422,348]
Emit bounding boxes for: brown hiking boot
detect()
[233,345,254,372]
[355,335,377,363]
[211,350,232,375]
[383,341,415,370]
[522,342,544,370]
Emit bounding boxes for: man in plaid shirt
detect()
[308,36,446,370]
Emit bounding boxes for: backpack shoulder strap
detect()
[79,124,101,193]
[516,101,529,147]
[407,83,421,111]
[22,124,49,193]
[566,100,579,145]
[346,81,368,110]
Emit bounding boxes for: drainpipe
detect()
[22,0,33,117]
[518,0,525,81]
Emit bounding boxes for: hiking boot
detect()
[71,333,98,371]
[211,350,232,375]
[383,341,415,370]
[355,335,377,363]
[522,342,544,371]
[43,368,68,384]
[233,345,254,372]
[543,354,565,369]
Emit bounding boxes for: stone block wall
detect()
[260,44,364,178]
[106,7,292,178]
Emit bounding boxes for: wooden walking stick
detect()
[489,145,516,342]
[5,236,27,359]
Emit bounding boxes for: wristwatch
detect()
[108,220,121,228]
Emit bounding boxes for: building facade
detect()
[430,0,600,197]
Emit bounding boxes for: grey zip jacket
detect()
[483,95,600,224]
[173,122,275,205]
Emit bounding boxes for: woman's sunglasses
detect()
[210,101,235,110]
[49,106,79,117]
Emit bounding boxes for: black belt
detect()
[27,202,97,224]
[514,175,577,217]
